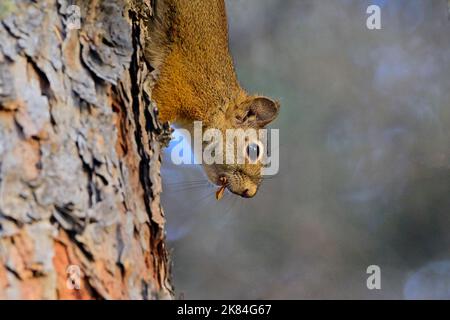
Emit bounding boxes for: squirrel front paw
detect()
[153,105,173,147]
[158,120,174,148]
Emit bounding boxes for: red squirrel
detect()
[146,0,280,198]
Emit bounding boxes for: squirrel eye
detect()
[245,141,263,163]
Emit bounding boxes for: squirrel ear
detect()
[241,97,280,127]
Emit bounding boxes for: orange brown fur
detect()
[147,0,244,125]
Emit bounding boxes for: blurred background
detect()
[161,0,450,299]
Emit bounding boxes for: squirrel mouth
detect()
[215,176,227,200]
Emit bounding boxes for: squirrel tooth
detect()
[216,185,226,200]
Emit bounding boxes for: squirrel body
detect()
[147,0,280,198]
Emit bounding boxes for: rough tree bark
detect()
[0,0,173,299]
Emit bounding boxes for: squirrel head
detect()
[202,96,280,199]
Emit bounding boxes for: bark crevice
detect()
[0,0,173,299]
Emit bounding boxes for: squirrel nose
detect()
[241,186,257,198]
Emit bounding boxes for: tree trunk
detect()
[0,0,173,299]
